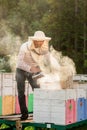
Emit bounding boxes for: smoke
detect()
[0,22,21,72]
[37,47,76,90]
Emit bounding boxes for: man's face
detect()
[33,40,44,48]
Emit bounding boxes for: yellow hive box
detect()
[2,95,15,115]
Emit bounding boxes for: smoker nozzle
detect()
[32,72,44,79]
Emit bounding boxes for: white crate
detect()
[2,86,15,96]
[34,116,50,123]
[66,89,76,100]
[76,89,86,98]
[34,105,50,112]
[2,73,13,79]
[49,90,66,100]
[51,99,65,107]
[34,89,50,99]
[51,106,65,113]
[73,74,87,82]
[33,111,51,123]
[34,99,51,106]
[34,89,76,100]
[81,75,87,81]
[34,99,51,112]
[79,83,87,89]
[51,113,66,124]
[73,74,81,81]
[33,89,76,124]
[2,73,13,87]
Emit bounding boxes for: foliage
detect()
[0,123,10,129]
[24,126,34,130]
[0,56,11,72]
[0,0,87,73]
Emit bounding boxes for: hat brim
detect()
[29,36,51,41]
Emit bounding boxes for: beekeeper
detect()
[16,31,51,120]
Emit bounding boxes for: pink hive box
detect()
[15,96,20,114]
[15,81,28,114]
[15,96,28,114]
[66,99,76,124]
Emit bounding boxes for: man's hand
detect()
[30,66,41,73]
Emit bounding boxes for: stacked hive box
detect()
[34,89,53,123]
[2,73,15,115]
[65,89,76,124]
[76,89,86,121]
[77,84,87,120]
[73,74,87,88]
[33,89,76,125]
[0,72,34,115]
[73,74,87,120]
[73,74,81,81]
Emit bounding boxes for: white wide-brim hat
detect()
[29,31,51,41]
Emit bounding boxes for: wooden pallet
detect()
[0,114,33,121]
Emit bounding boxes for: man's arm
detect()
[17,49,31,72]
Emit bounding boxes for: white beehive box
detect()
[34,99,51,123]
[50,89,76,124]
[33,89,76,125]
[50,99,66,124]
[1,73,16,115]
[34,89,51,123]
[76,89,86,98]
[66,89,76,100]
[73,74,81,81]
[2,73,15,96]
[2,73,13,87]
[2,86,15,96]
[81,75,87,81]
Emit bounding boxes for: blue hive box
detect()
[77,98,86,121]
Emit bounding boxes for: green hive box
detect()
[28,94,33,112]
[0,96,2,115]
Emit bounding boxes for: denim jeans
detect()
[16,68,40,115]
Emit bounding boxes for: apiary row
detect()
[0,73,33,115]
